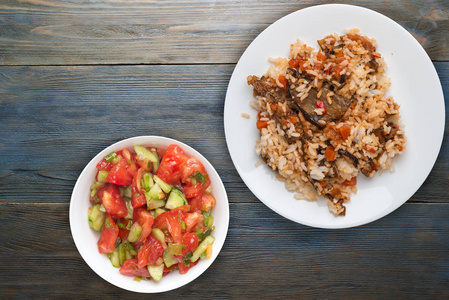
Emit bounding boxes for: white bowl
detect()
[70,136,230,293]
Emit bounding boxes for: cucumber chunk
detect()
[146,197,166,210]
[142,173,154,192]
[134,145,158,162]
[151,149,160,172]
[163,251,177,268]
[165,188,187,210]
[151,228,167,249]
[154,208,166,218]
[204,216,214,228]
[125,243,137,260]
[168,243,183,255]
[90,181,104,191]
[109,247,120,268]
[118,243,127,266]
[90,188,98,199]
[153,175,172,193]
[124,197,133,220]
[147,183,164,200]
[97,170,109,183]
[147,264,164,282]
[122,185,132,198]
[88,204,105,232]
[104,152,117,163]
[190,236,215,262]
[127,223,142,243]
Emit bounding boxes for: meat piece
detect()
[317,35,337,57]
[369,58,378,72]
[269,103,304,142]
[385,122,399,141]
[247,75,291,103]
[373,122,398,146]
[327,198,346,216]
[280,113,304,142]
[288,74,353,129]
[346,33,376,55]
[248,75,303,141]
[373,127,385,144]
[323,123,342,144]
[361,159,379,177]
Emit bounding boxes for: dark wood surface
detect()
[0,0,448,298]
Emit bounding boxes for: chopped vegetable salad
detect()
[88,144,216,282]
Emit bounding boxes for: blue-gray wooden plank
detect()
[0,202,448,298]
[0,64,447,204]
[0,0,447,65]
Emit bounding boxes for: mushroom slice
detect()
[338,149,359,167]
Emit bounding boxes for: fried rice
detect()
[247,29,406,216]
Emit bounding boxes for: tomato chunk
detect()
[96,159,114,171]
[97,216,119,254]
[278,75,288,89]
[126,162,138,178]
[153,210,186,244]
[181,158,210,198]
[181,232,199,256]
[131,167,146,208]
[181,158,206,183]
[117,219,130,241]
[325,146,336,161]
[317,51,327,62]
[119,259,151,278]
[133,207,154,246]
[97,183,128,219]
[106,159,133,185]
[178,260,199,275]
[339,124,351,141]
[156,145,189,185]
[184,212,204,232]
[183,183,203,199]
[316,99,327,114]
[256,119,268,130]
[137,235,164,268]
[173,204,190,212]
[288,57,302,68]
[201,193,216,211]
[188,194,203,213]
[188,193,216,213]
[131,194,146,209]
[343,176,357,186]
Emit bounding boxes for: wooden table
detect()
[1,1,448,298]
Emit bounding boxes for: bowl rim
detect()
[69,135,230,293]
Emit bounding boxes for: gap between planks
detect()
[0,202,447,205]
[0,60,448,68]
[0,62,238,68]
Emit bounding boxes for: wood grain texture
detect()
[0,64,448,204]
[0,202,448,298]
[0,0,448,65]
[1,1,448,298]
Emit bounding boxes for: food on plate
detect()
[88,144,216,282]
[247,29,406,216]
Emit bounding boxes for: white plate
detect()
[70,136,229,292]
[224,4,445,229]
